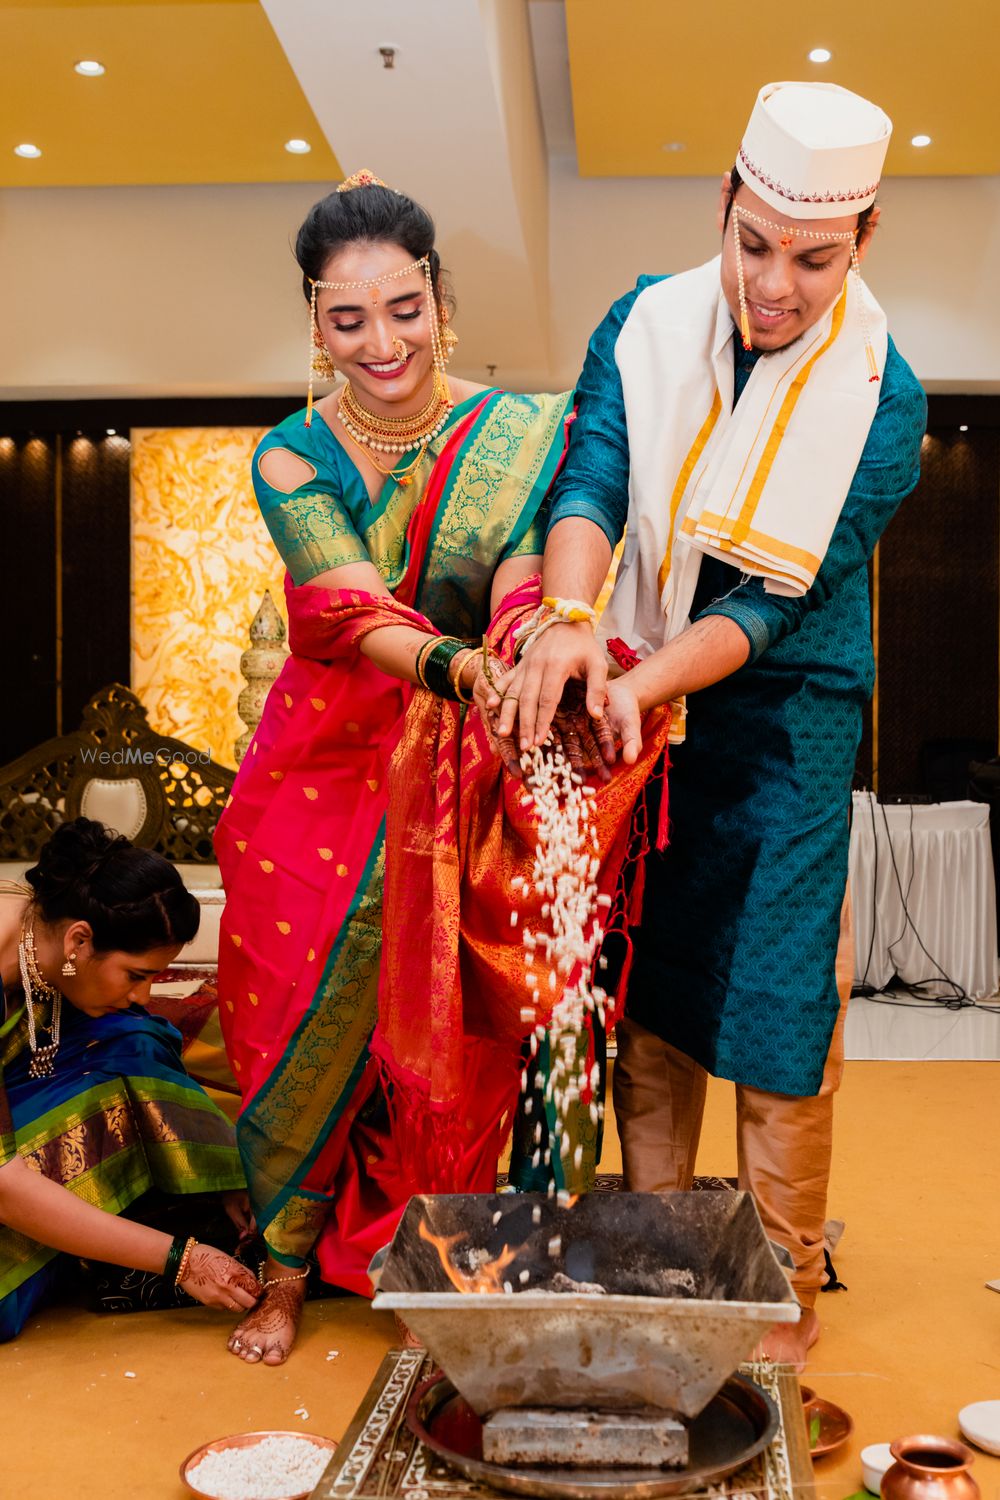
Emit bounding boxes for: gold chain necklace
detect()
[339,375,453,457]
[342,380,443,430]
[341,427,429,487]
[17,913,62,1078]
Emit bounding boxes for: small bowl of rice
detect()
[180,1430,337,1500]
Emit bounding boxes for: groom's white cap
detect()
[738,81,892,220]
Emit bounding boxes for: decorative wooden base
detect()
[312,1351,812,1500]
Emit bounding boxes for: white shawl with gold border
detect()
[598,256,887,659]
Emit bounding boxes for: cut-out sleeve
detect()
[252,432,370,585]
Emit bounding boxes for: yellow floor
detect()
[4,1061,1000,1500]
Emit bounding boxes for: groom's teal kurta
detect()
[548,276,927,1096]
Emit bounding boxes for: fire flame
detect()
[419,1219,519,1294]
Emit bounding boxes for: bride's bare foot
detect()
[228,1259,308,1366]
[754,1306,820,1373]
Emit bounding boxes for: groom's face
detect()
[717,178,877,352]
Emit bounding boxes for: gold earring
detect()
[439,306,458,364]
[62,954,77,978]
[311,335,336,381]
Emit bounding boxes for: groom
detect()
[489,81,927,1367]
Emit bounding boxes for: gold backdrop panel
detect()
[131,427,286,771]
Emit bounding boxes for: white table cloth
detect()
[849,792,998,999]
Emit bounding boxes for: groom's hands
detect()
[473,654,617,781]
[490,623,610,751]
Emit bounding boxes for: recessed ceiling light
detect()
[808,47,832,63]
[959,424,969,432]
[911,134,932,148]
[662,141,686,153]
[14,143,42,159]
[284,138,311,155]
[75,59,105,76]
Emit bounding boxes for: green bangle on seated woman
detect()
[0,817,259,1342]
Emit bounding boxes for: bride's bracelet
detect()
[448,647,478,705]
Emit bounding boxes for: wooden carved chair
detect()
[0,684,234,863]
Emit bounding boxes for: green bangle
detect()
[423,639,466,700]
[163,1234,186,1283]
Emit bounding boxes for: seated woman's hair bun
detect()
[25,817,199,954]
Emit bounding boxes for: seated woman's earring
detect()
[440,306,458,363]
[311,333,336,380]
[62,953,77,978]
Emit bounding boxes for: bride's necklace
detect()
[338,375,453,486]
[17,914,62,1078]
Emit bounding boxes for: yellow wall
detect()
[131,426,286,769]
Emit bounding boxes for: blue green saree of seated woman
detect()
[0,987,244,1340]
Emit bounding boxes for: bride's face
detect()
[314,240,438,412]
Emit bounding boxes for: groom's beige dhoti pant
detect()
[612,892,853,1308]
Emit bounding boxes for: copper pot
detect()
[881,1436,980,1500]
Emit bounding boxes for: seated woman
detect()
[216,170,667,1367]
[0,817,259,1341]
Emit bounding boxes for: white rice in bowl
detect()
[184,1433,333,1500]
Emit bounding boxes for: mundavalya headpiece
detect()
[305,170,454,425]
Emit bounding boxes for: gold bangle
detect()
[449,647,477,704]
[414,637,437,689]
[175,1235,197,1286]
